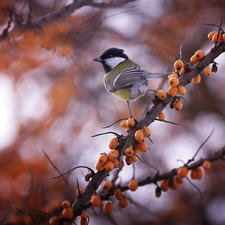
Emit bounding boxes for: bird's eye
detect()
[108,54,113,58]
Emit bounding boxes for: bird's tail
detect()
[146,72,172,80]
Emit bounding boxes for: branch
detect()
[0,0,135,43]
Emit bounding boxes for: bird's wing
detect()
[108,67,148,92]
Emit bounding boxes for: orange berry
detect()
[190,169,197,179]
[120,120,127,128]
[125,156,133,165]
[174,60,184,71]
[179,67,185,76]
[168,86,178,96]
[190,55,199,64]
[103,180,113,191]
[204,67,211,76]
[49,217,59,225]
[114,188,123,200]
[158,112,165,120]
[168,73,178,79]
[113,159,120,168]
[80,212,88,219]
[157,90,167,100]
[196,167,203,180]
[107,151,117,162]
[111,150,119,158]
[105,161,114,171]
[62,207,74,220]
[109,138,118,149]
[212,32,222,43]
[126,118,135,128]
[175,176,183,184]
[76,189,84,195]
[103,202,114,214]
[174,99,183,110]
[125,147,134,157]
[91,195,101,207]
[222,33,225,43]
[160,178,170,192]
[203,160,211,170]
[126,127,132,133]
[193,74,201,84]
[135,129,144,142]
[136,142,148,153]
[169,177,180,190]
[169,77,179,87]
[208,31,217,41]
[99,155,108,164]
[178,85,186,95]
[62,200,70,208]
[155,187,161,198]
[128,179,138,191]
[195,50,204,59]
[96,161,105,171]
[80,218,88,225]
[131,154,138,162]
[118,197,128,208]
[141,126,151,137]
[177,166,188,178]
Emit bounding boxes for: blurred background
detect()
[0,0,225,224]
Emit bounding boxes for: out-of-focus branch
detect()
[0,0,135,42]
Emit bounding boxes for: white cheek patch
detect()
[105,57,126,69]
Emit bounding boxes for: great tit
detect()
[94,48,170,118]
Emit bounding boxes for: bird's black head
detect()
[94,48,129,73]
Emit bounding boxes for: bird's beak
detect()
[93,57,102,63]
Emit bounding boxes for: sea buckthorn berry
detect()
[113,159,120,168]
[80,212,88,219]
[103,180,113,191]
[174,100,183,110]
[91,195,101,207]
[168,86,178,96]
[174,60,184,71]
[195,50,204,59]
[131,154,138,162]
[105,161,114,171]
[169,77,179,87]
[196,167,203,180]
[212,32,222,43]
[177,166,188,178]
[136,142,148,152]
[135,130,144,142]
[155,187,161,198]
[169,177,180,190]
[126,127,132,133]
[120,120,127,128]
[62,207,74,220]
[80,219,87,225]
[141,126,151,137]
[115,188,123,200]
[190,169,197,179]
[125,147,134,157]
[222,33,225,43]
[109,138,118,149]
[107,151,117,162]
[125,156,133,165]
[193,74,201,84]
[204,67,211,76]
[49,217,59,225]
[96,161,105,171]
[99,155,108,164]
[190,55,199,64]
[118,197,128,208]
[175,176,183,184]
[168,73,178,79]
[158,112,165,120]
[103,202,114,214]
[62,200,70,208]
[157,90,167,100]
[160,178,170,192]
[203,160,211,170]
[76,189,84,195]
[126,118,135,128]
[179,67,185,76]
[208,31,217,41]
[110,150,119,158]
[128,179,138,191]
[178,85,186,95]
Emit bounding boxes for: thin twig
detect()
[185,177,204,201]
[102,118,128,129]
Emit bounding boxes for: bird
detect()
[94,47,170,118]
